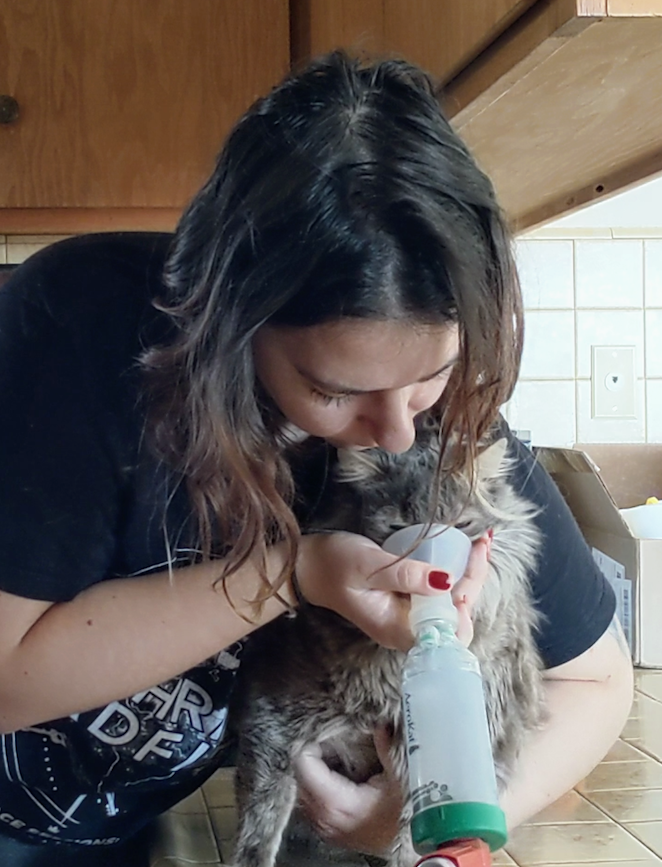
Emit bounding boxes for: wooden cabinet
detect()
[291,0,538,85]
[291,0,662,230]
[445,0,662,229]
[4,1,662,232]
[0,0,289,231]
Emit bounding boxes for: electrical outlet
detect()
[591,345,636,419]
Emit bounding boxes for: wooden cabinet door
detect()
[291,0,537,84]
[384,0,538,83]
[0,0,289,210]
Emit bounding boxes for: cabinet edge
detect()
[0,209,181,235]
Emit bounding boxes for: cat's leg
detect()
[387,824,418,867]
[231,740,298,867]
[386,733,418,867]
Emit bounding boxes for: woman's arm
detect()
[0,553,291,734]
[500,615,634,828]
[0,532,443,733]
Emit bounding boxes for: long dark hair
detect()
[143,50,523,610]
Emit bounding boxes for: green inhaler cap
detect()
[411,800,508,854]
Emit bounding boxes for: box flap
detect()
[536,447,631,537]
[575,444,662,509]
[639,540,662,667]
[536,445,662,668]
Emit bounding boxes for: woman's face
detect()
[253,318,459,454]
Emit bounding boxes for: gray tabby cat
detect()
[230,428,546,867]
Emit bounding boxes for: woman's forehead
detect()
[260,319,459,391]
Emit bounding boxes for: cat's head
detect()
[332,432,511,544]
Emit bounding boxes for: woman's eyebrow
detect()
[297,355,459,395]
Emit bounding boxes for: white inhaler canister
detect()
[383,524,507,853]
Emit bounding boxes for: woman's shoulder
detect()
[5,232,172,308]
[19,230,172,267]
[491,418,617,667]
[0,232,174,350]
[492,419,563,512]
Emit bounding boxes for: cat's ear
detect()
[476,437,508,480]
[336,448,382,482]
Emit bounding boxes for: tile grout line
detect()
[576,683,662,864]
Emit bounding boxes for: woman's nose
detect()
[364,391,417,454]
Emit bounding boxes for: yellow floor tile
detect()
[588,788,662,823]
[150,811,221,864]
[578,759,662,793]
[505,821,655,864]
[603,739,651,762]
[517,862,661,866]
[167,787,208,815]
[622,718,662,763]
[209,804,239,860]
[622,720,645,742]
[635,671,662,701]
[625,737,662,764]
[202,767,236,808]
[151,860,222,867]
[492,850,518,865]
[524,790,610,825]
[629,692,662,720]
[626,820,662,857]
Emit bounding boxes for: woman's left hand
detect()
[294,534,491,852]
[294,726,401,856]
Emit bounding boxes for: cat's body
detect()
[230,430,546,867]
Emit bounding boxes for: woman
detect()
[0,52,632,865]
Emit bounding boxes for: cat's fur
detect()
[230,428,546,867]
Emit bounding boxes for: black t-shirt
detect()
[0,233,615,846]
[0,233,243,846]
[504,430,615,667]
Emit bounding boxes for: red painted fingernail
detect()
[487,528,494,540]
[428,570,452,590]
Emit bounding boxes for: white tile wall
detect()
[575,239,644,308]
[520,310,575,379]
[515,232,662,447]
[645,309,662,377]
[646,380,662,443]
[514,239,574,308]
[645,240,662,306]
[504,380,576,447]
[5,235,71,264]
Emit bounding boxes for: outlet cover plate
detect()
[591,345,636,419]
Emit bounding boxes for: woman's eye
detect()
[311,388,353,407]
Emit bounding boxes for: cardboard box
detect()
[535,444,662,668]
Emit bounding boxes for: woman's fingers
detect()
[297,533,452,650]
[452,534,491,613]
[295,530,492,651]
[451,533,491,646]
